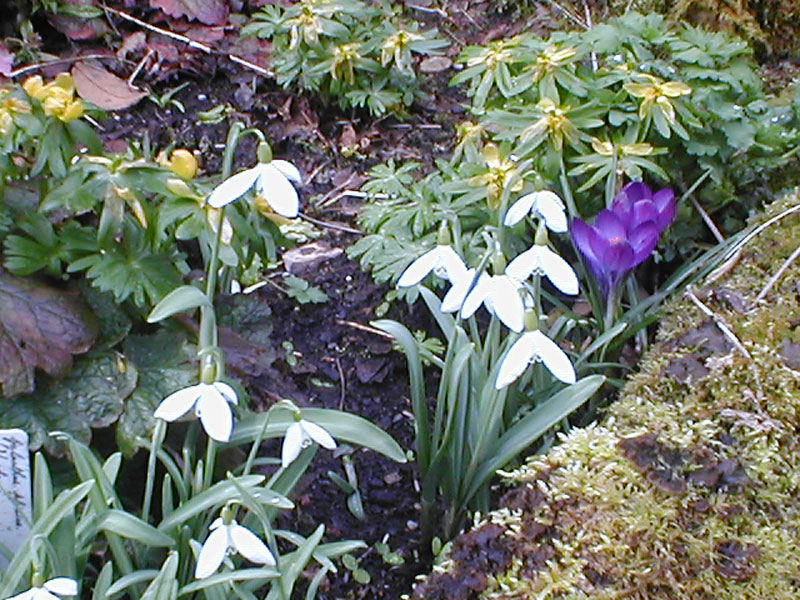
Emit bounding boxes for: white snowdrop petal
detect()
[8,590,38,600]
[209,517,225,530]
[459,273,491,319]
[43,578,77,597]
[438,246,468,281]
[536,192,568,232]
[154,386,200,422]
[504,193,537,226]
[397,248,440,287]
[531,331,576,384]
[197,393,234,442]
[505,247,538,281]
[300,420,337,449]
[281,422,304,467]
[540,247,579,295]
[230,523,276,566]
[270,159,302,183]
[31,590,54,600]
[259,165,300,217]
[213,381,239,406]
[441,269,475,313]
[495,333,537,389]
[230,279,242,294]
[488,277,524,332]
[207,168,260,208]
[195,526,229,579]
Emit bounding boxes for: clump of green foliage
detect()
[411,190,800,599]
[241,0,448,116]
[349,11,800,288]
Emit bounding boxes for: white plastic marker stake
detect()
[0,429,32,570]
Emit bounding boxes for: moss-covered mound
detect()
[412,192,800,599]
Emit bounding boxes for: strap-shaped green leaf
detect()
[99,509,176,547]
[147,284,211,323]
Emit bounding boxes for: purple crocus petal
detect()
[628,222,660,266]
[617,181,652,204]
[631,200,659,230]
[653,188,676,231]
[593,209,627,240]
[588,228,635,273]
[571,218,599,265]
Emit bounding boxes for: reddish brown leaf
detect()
[149,0,229,26]
[72,62,147,110]
[0,43,13,76]
[0,270,98,397]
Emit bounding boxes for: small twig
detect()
[684,287,751,360]
[336,319,395,340]
[304,158,333,186]
[8,54,129,78]
[406,3,447,16]
[127,48,154,88]
[103,6,273,78]
[298,212,363,235]
[689,194,725,243]
[543,0,588,29]
[582,0,598,71]
[754,242,800,304]
[335,357,346,409]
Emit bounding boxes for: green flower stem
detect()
[242,406,275,477]
[142,419,166,523]
[203,438,217,490]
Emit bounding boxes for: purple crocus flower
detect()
[572,182,676,296]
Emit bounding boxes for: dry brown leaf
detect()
[72,62,147,110]
[150,0,229,26]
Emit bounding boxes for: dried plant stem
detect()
[684,287,751,360]
[335,319,395,340]
[103,6,273,78]
[754,242,800,304]
[9,54,127,78]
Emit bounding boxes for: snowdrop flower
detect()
[154,381,238,442]
[195,516,276,579]
[495,328,576,389]
[441,268,477,313]
[460,271,525,332]
[397,244,468,287]
[506,244,579,295]
[504,190,567,232]
[281,418,337,468]
[207,159,302,218]
[8,577,77,600]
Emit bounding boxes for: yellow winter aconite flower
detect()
[529,45,577,82]
[330,43,359,84]
[468,143,523,209]
[623,76,691,124]
[591,139,654,156]
[0,91,31,137]
[23,72,84,122]
[166,149,198,179]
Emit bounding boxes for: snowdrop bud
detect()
[436,220,451,245]
[524,309,539,331]
[200,355,217,384]
[534,220,549,246]
[257,141,273,163]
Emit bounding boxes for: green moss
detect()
[412,190,800,599]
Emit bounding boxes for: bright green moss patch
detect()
[412,191,800,599]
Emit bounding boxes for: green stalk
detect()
[141,419,166,523]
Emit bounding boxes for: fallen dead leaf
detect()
[150,0,229,26]
[72,62,147,110]
[0,270,98,397]
[117,31,148,60]
[419,56,453,73]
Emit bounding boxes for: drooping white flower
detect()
[154,382,238,442]
[441,268,476,313]
[7,578,78,600]
[207,160,302,217]
[460,272,525,332]
[281,419,337,468]
[397,245,468,288]
[495,330,576,389]
[195,518,276,579]
[506,244,579,295]
[504,191,567,232]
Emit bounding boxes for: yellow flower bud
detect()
[168,149,198,179]
[23,75,45,99]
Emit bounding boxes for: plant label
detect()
[0,429,31,570]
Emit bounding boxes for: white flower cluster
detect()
[398,191,578,390]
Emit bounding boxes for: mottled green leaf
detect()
[0,351,137,454]
[0,270,98,397]
[116,332,196,455]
